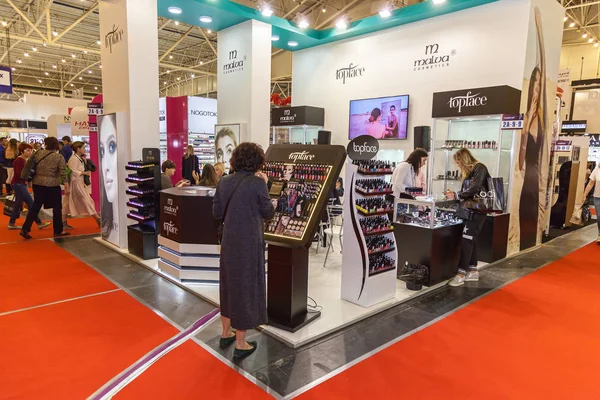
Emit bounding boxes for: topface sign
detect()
[347,135,379,161]
[336,63,365,84]
[0,66,13,94]
[432,86,522,118]
[414,44,456,72]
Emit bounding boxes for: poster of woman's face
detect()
[214,124,240,172]
[98,114,119,245]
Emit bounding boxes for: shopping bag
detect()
[3,194,16,217]
[570,205,583,226]
[465,177,505,213]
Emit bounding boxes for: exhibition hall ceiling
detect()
[0,0,587,101]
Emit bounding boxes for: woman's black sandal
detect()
[219,332,236,349]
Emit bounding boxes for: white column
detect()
[99,0,160,158]
[217,20,272,150]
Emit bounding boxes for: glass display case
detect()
[393,197,461,229]
[429,116,517,208]
[271,125,322,145]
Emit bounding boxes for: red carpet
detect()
[0,212,100,244]
[116,341,272,399]
[0,240,116,314]
[300,243,600,400]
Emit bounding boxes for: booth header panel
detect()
[271,106,325,127]
[432,85,522,118]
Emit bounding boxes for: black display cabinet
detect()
[264,144,346,332]
[125,158,161,259]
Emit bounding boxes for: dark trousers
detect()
[458,212,486,274]
[0,167,7,194]
[10,183,41,225]
[22,185,63,235]
[595,197,600,235]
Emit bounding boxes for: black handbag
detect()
[217,175,250,244]
[3,194,16,217]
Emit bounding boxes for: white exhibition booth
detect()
[95,0,565,347]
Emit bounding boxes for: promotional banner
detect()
[187,96,217,133]
[214,123,240,172]
[507,0,564,254]
[0,66,12,94]
[98,114,121,246]
[71,107,90,135]
[159,97,166,133]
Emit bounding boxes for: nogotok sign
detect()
[347,135,379,161]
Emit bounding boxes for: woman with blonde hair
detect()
[181,144,199,184]
[444,148,490,287]
[214,162,225,181]
[3,138,18,193]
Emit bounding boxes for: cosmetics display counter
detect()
[264,144,346,332]
[393,197,463,286]
[157,187,221,283]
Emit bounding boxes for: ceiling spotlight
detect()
[38,79,42,83]
[17,59,22,63]
[174,21,179,25]
[32,46,37,51]
[52,64,57,68]
[262,6,274,17]
[169,55,173,59]
[96,40,101,45]
[564,16,568,22]
[200,61,204,65]
[94,86,98,90]
[583,33,588,38]
[79,76,82,80]
[595,43,599,47]
[288,41,299,47]
[298,18,309,29]
[83,50,88,54]
[24,52,29,57]
[166,70,170,73]
[271,35,280,41]
[44,71,49,75]
[199,16,213,23]
[432,0,446,4]
[61,58,65,62]
[207,29,212,33]
[570,22,576,28]
[42,41,47,47]
[99,65,102,68]
[88,70,92,74]
[71,53,76,58]
[590,38,595,43]
[379,8,392,18]
[164,81,167,85]
[168,6,182,14]
[336,18,348,29]
[177,77,181,81]
[191,73,195,78]
[52,31,58,37]
[70,83,74,87]
[11,67,15,71]
[1,21,7,27]
[322,7,326,13]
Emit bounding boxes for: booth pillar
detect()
[217,20,272,149]
[99,0,160,159]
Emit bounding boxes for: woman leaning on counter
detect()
[391,148,428,197]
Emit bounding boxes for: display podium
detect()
[264,144,346,332]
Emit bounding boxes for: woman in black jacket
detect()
[445,148,490,287]
[181,145,199,184]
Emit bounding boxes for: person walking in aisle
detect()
[20,137,70,239]
[583,163,600,244]
[181,145,200,184]
[62,142,101,229]
[60,136,73,163]
[0,137,7,195]
[8,143,51,231]
[213,142,275,360]
[3,138,18,196]
[445,148,490,287]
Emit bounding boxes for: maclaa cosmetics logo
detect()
[223,50,245,74]
[163,197,178,216]
[414,44,456,71]
[448,91,488,113]
[163,221,178,236]
[279,109,297,123]
[336,63,365,84]
[289,151,315,162]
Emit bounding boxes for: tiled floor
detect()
[55,224,597,398]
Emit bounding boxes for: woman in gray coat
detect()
[213,142,275,360]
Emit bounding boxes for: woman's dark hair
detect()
[161,159,176,173]
[369,108,382,123]
[198,164,218,187]
[230,142,265,173]
[71,141,85,153]
[390,105,396,110]
[406,148,428,176]
[44,136,60,151]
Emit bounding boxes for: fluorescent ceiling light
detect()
[271,35,280,41]
[168,6,182,14]
[199,16,212,23]
[262,7,274,17]
[288,41,299,47]
[379,9,392,18]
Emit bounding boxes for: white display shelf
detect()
[341,162,398,308]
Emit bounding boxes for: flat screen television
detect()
[349,95,409,140]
